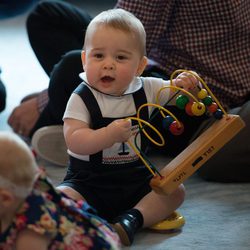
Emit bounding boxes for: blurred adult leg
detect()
[25,0,92,136]
[30,50,82,136]
[26,0,92,75]
[198,100,250,182]
[0,69,6,112]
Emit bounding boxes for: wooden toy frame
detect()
[150,114,245,195]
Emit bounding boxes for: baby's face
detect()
[82,25,147,96]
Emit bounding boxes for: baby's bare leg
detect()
[135,184,185,227]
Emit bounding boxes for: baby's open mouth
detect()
[101,76,114,82]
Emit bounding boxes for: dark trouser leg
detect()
[30,50,82,137]
[197,100,250,182]
[0,71,6,112]
[26,0,92,75]
[26,0,91,136]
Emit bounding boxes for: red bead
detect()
[207,102,218,113]
[185,101,194,116]
[169,121,184,135]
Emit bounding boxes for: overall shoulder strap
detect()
[74,84,102,129]
[132,81,149,152]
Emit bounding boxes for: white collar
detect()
[79,72,143,96]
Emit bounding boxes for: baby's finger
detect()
[176,75,197,90]
[124,119,131,128]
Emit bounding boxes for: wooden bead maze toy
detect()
[127,70,245,195]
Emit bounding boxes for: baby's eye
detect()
[94,53,103,59]
[116,55,127,60]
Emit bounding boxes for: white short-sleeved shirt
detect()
[63,72,171,161]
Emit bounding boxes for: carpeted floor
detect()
[1,2,250,249]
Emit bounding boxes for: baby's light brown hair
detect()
[0,132,37,196]
[84,8,146,57]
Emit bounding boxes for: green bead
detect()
[202,96,213,106]
[176,95,189,109]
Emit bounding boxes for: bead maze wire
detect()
[126,69,228,177]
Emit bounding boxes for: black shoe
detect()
[111,209,143,246]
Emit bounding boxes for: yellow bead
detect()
[197,89,208,99]
[191,102,206,116]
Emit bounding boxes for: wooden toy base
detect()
[150,114,245,195]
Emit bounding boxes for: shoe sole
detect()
[31,125,68,167]
[111,223,132,246]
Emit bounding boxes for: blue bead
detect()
[213,109,223,119]
[162,115,174,129]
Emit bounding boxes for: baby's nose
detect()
[103,59,115,70]
[104,64,114,70]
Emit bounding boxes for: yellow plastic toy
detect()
[149,211,185,232]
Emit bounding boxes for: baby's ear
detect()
[81,50,86,69]
[0,189,15,207]
[136,56,148,76]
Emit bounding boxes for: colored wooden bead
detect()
[207,102,218,113]
[213,109,223,119]
[197,89,208,99]
[191,102,206,116]
[162,115,174,129]
[185,101,194,116]
[176,95,189,109]
[169,121,184,135]
[202,96,213,106]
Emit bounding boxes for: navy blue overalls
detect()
[61,83,153,221]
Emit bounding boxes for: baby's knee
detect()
[172,184,186,207]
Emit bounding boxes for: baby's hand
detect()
[107,119,132,143]
[174,71,200,91]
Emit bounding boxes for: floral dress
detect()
[0,173,120,250]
